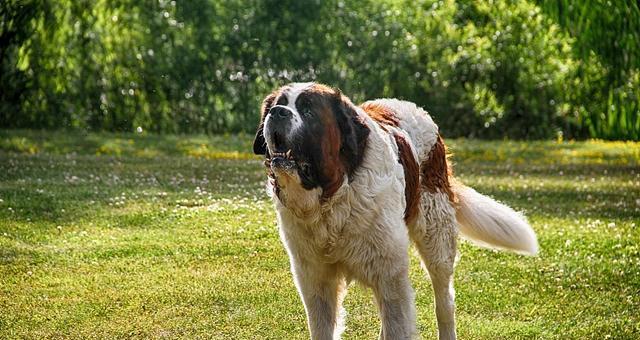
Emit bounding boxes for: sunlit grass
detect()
[1,130,638,339]
[0,130,256,159]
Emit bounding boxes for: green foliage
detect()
[537,0,640,140]
[397,0,579,138]
[0,0,638,139]
[1,131,639,338]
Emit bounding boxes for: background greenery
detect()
[1,130,639,338]
[1,0,639,139]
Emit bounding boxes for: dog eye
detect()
[301,107,312,116]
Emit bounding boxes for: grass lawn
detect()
[1,129,639,339]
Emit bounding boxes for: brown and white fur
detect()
[253,82,538,340]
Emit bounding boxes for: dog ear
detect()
[332,89,370,176]
[253,91,278,155]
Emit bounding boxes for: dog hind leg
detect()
[410,192,458,340]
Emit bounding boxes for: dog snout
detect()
[269,105,292,120]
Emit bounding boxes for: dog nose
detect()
[269,106,291,119]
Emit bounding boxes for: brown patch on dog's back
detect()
[421,134,455,203]
[394,133,421,224]
[360,102,399,129]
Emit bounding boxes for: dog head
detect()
[253,83,370,206]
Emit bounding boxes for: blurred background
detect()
[1,0,639,140]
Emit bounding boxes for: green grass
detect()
[1,129,639,339]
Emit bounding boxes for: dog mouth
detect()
[270,149,296,168]
[266,131,298,170]
[265,130,314,188]
[264,130,315,192]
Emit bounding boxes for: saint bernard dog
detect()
[252,82,538,340]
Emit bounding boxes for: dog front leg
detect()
[373,270,417,340]
[292,261,346,340]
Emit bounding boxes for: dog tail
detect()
[453,184,538,255]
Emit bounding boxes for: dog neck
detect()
[271,176,350,224]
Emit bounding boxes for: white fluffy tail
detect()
[454,185,538,255]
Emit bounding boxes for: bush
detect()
[0,0,638,139]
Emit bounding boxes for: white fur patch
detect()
[363,98,439,162]
[284,82,314,133]
[262,113,276,152]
